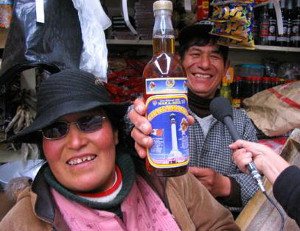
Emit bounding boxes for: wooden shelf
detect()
[2,36,300,53]
[254,45,300,52]
[106,39,152,46]
[230,45,300,52]
[106,39,300,53]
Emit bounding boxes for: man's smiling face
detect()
[182,44,229,99]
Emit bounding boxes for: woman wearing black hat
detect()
[0,69,239,230]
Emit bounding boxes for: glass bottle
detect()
[276,0,288,46]
[259,5,270,45]
[292,0,300,47]
[143,0,189,177]
[252,7,260,44]
[286,0,293,46]
[220,80,232,103]
[231,76,242,108]
[268,2,277,45]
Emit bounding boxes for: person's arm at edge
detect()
[230,139,290,184]
[273,165,300,227]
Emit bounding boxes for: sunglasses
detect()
[42,115,106,140]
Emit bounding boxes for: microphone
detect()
[209,96,265,193]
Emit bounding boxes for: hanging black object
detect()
[0,0,83,86]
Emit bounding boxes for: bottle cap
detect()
[153,1,173,11]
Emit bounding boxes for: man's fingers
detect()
[133,97,147,115]
[128,106,152,135]
[131,127,153,147]
[189,166,209,176]
[134,142,147,159]
[188,166,199,175]
[187,115,195,126]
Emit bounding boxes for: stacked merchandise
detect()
[253,0,300,47]
[175,0,198,32]
[111,15,137,40]
[230,60,300,110]
[134,0,181,39]
[134,0,154,40]
[0,0,12,29]
[210,0,255,49]
[106,54,146,102]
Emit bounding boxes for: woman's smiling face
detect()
[42,110,119,193]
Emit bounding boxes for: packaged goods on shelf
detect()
[106,56,146,102]
[134,0,154,40]
[210,0,255,48]
[0,1,12,29]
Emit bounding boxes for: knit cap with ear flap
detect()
[9,69,129,143]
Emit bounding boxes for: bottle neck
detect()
[152,9,175,55]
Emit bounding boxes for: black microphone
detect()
[209,96,265,192]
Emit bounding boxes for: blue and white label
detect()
[145,78,189,168]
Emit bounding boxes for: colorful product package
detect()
[211,0,254,5]
[211,21,252,41]
[211,3,253,24]
[210,0,255,48]
[217,36,255,49]
[197,0,210,21]
[0,3,12,29]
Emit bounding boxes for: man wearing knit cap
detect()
[128,23,259,218]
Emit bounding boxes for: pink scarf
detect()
[52,175,181,231]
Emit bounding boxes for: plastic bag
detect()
[0,0,83,86]
[278,63,300,81]
[243,81,300,137]
[72,0,111,82]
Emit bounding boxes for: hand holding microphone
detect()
[209,97,266,192]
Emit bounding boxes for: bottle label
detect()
[268,19,276,42]
[145,77,188,94]
[277,19,288,42]
[260,22,269,37]
[145,78,189,168]
[293,35,300,41]
[292,19,300,42]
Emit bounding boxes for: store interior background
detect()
[0,0,300,229]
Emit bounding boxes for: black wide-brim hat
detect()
[10,69,130,143]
